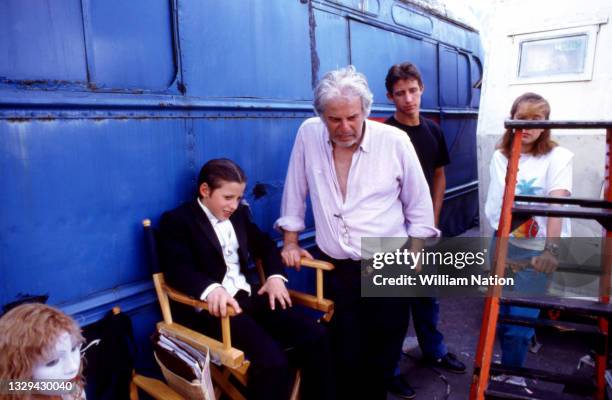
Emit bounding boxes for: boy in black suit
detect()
[158,158,333,400]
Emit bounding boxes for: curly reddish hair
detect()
[0,303,85,399]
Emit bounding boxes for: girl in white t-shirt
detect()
[484,93,573,382]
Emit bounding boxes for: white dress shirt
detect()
[275,117,439,260]
[198,199,286,301]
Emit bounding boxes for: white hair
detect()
[313,65,373,117]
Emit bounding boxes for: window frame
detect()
[509,23,602,85]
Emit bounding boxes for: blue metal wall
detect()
[0,0,483,373]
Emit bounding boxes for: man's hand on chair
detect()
[207,287,242,317]
[281,242,313,271]
[258,277,292,311]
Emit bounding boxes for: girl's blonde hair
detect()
[498,92,557,157]
[0,303,85,399]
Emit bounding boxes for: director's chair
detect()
[132,218,335,400]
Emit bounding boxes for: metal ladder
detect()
[470,120,612,400]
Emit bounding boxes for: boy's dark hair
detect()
[197,158,246,197]
[385,62,424,94]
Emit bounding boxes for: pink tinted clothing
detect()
[275,117,439,260]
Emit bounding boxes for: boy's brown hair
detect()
[385,62,424,94]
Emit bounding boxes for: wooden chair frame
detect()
[132,219,335,400]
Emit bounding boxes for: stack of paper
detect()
[153,330,215,399]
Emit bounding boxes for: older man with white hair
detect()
[275,66,439,399]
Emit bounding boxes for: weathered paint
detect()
[0,0,483,375]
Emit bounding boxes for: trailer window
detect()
[519,35,587,78]
[510,23,603,84]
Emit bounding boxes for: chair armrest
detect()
[298,258,334,271]
[158,322,249,374]
[254,256,336,321]
[153,273,239,351]
[287,258,336,322]
[163,283,238,317]
[162,285,238,350]
[288,290,334,313]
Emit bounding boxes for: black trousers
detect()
[176,289,334,400]
[319,252,411,400]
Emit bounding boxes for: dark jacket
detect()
[158,200,286,299]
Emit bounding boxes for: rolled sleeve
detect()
[267,274,288,283]
[200,283,223,301]
[407,223,440,238]
[274,216,306,232]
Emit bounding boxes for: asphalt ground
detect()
[389,226,599,399]
[391,296,596,399]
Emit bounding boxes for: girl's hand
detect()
[531,251,558,274]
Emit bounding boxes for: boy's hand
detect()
[258,277,292,310]
[206,287,242,317]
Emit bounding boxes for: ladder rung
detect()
[512,204,612,219]
[490,364,595,390]
[498,315,606,354]
[498,314,598,333]
[500,296,612,317]
[497,258,601,278]
[504,120,612,129]
[512,204,612,229]
[499,315,600,334]
[556,262,602,276]
[486,381,592,400]
[514,195,612,209]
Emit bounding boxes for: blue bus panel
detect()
[0,0,483,377]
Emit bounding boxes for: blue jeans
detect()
[490,236,551,368]
[411,297,447,359]
[393,297,446,377]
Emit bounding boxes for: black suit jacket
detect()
[158,200,286,299]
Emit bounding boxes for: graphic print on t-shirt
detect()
[512,178,543,239]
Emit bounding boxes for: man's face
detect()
[321,96,366,149]
[387,78,424,120]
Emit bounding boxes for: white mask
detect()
[32,331,81,381]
